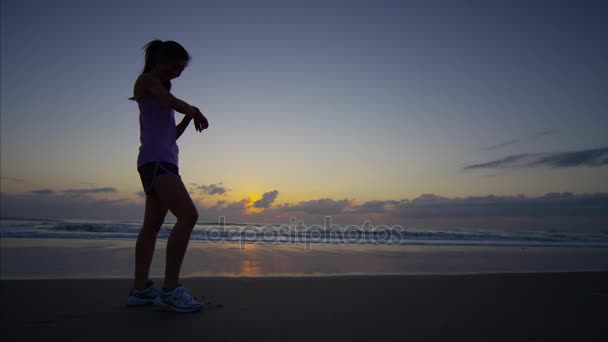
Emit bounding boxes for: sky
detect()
[1,0,607,225]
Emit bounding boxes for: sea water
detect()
[1,217,607,278]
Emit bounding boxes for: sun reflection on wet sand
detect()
[240,242,262,275]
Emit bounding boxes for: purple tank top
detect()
[136,97,179,168]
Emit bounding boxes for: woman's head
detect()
[142,40,191,80]
[129,39,191,100]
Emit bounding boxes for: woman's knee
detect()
[177,207,199,225]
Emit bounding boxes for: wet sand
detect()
[1,272,606,341]
[2,238,608,278]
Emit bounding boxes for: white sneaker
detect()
[126,280,161,306]
[153,284,204,313]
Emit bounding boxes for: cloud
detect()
[529,147,608,168]
[224,198,250,210]
[350,200,401,214]
[0,192,143,220]
[253,190,279,208]
[192,197,257,223]
[485,139,519,151]
[276,198,353,215]
[410,193,450,204]
[197,183,230,195]
[532,129,555,138]
[1,176,25,183]
[3,190,607,230]
[377,192,608,218]
[465,153,531,169]
[32,189,55,195]
[62,187,118,194]
[484,129,555,151]
[28,187,117,196]
[247,192,608,230]
[190,189,281,222]
[465,147,608,170]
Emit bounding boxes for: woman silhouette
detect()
[126,39,209,312]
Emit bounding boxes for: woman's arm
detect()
[175,116,192,140]
[138,74,197,118]
[176,115,192,140]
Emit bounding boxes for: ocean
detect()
[1,217,607,248]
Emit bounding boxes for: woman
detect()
[126,39,209,313]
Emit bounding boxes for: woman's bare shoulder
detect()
[133,73,153,100]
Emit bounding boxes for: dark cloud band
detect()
[465,147,608,170]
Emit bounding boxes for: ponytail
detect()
[143,39,164,73]
[129,39,191,101]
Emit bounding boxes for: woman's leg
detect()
[133,192,168,290]
[153,174,199,290]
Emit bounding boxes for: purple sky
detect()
[1,0,607,225]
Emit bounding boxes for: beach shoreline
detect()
[2,238,608,279]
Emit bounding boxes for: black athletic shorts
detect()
[137,161,180,196]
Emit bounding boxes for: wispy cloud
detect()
[30,187,118,195]
[485,139,519,151]
[465,153,533,169]
[485,129,556,151]
[529,147,608,168]
[62,187,118,194]
[1,176,25,183]
[31,189,55,195]
[533,129,555,138]
[465,147,608,170]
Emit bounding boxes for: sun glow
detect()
[245,193,264,214]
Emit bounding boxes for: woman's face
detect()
[157,60,188,80]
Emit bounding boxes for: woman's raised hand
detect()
[192,106,209,132]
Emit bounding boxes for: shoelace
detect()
[175,287,202,307]
[171,286,197,302]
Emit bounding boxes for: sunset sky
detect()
[1,0,607,225]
